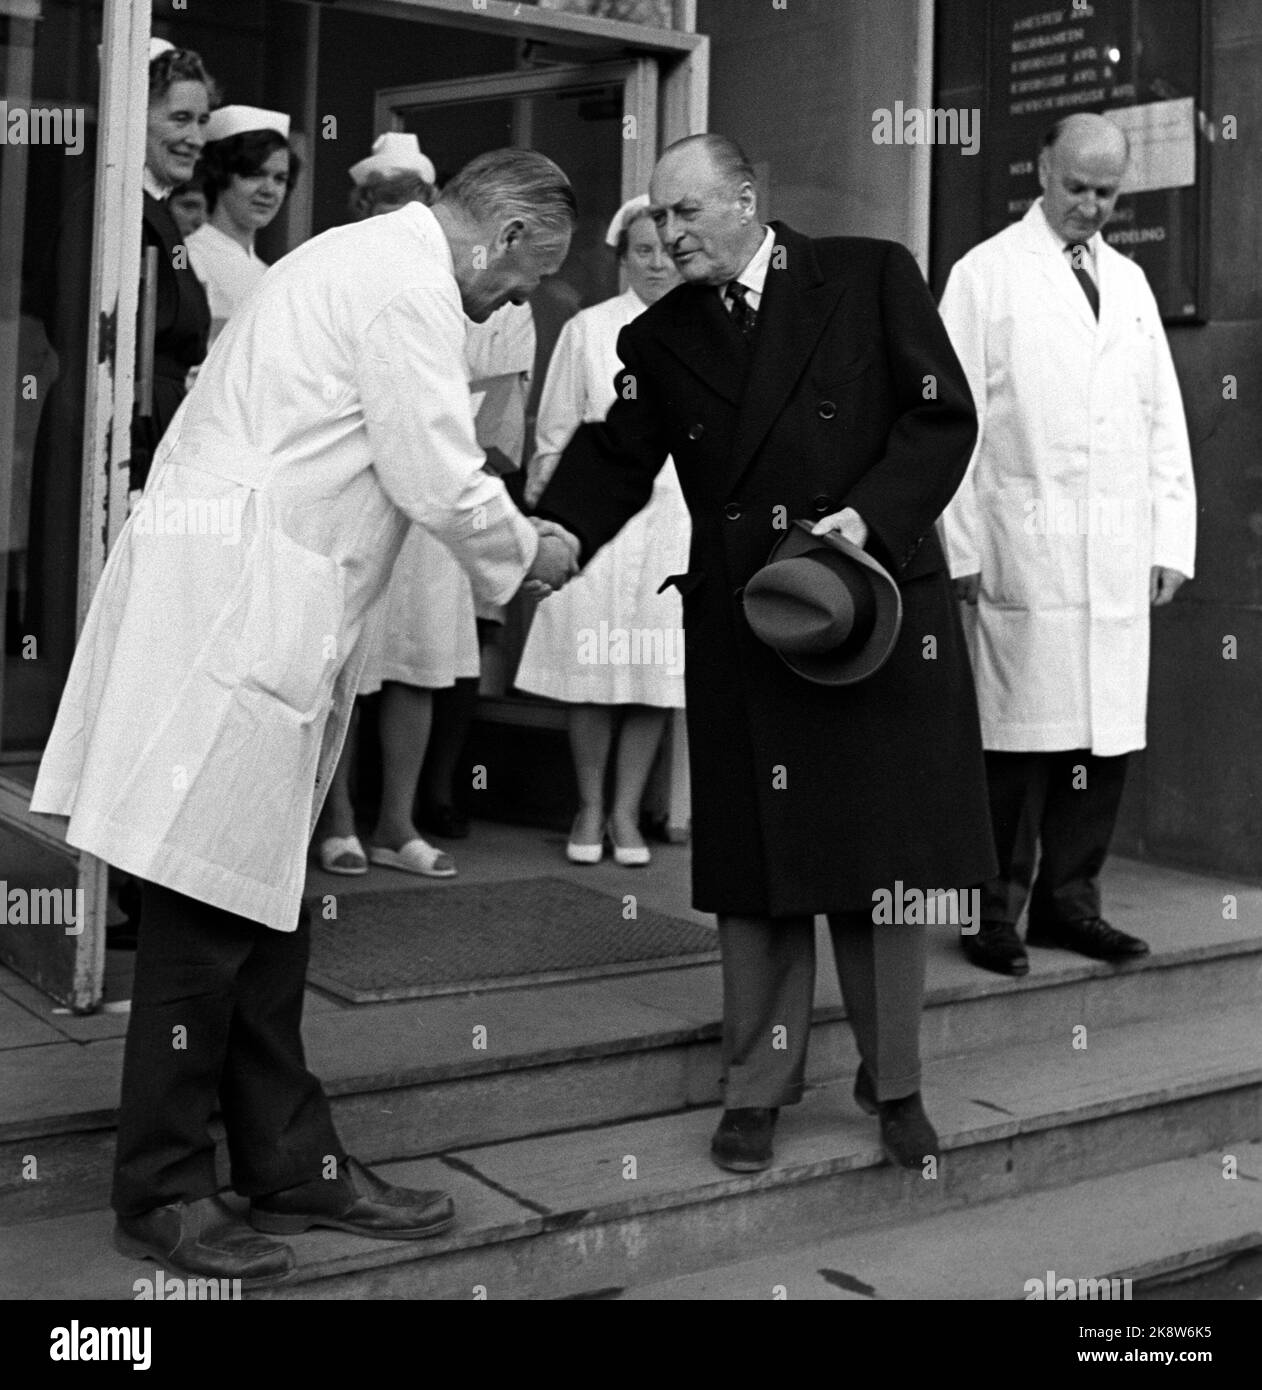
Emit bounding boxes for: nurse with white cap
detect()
[347,132,438,217]
[516,193,690,866]
[186,104,296,342]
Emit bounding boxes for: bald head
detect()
[648,134,763,286]
[1037,113,1129,244]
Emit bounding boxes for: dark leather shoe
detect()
[854,1064,940,1170]
[1026,916,1150,962]
[418,802,470,840]
[710,1107,778,1173]
[114,1194,294,1288]
[961,920,1029,976]
[249,1156,455,1240]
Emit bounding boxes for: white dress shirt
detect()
[721,224,777,312]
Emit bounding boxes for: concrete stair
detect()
[2,1001,1261,1299]
[2,927,1260,1229]
[1,854,1260,1298]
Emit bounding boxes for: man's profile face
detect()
[1038,130,1127,244]
[649,146,757,286]
[461,221,570,322]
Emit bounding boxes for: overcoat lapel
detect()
[648,283,746,407]
[724,223,846,494]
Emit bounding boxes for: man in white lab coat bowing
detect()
[31,149,580,1285]
[940,114,1196,978]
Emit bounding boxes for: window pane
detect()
[0,0,102,771]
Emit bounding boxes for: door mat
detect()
[306,876,718,1001]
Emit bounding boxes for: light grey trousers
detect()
[716,910,927,1109]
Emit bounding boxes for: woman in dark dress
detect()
[131,41,214,489]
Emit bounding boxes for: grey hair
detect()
[437,148,577,246]
[661,133,755,192]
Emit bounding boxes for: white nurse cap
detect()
[349,132,437,187]
[205,104,292,143]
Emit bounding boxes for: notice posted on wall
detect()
[1110,97,1196,195]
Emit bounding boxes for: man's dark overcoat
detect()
[539,222,997,918]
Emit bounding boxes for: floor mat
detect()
[307,876,718,1001]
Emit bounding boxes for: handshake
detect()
[521,517,581,598]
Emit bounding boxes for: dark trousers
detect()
[980,749,1129,930]
[717,910,926,1110]
[111,882,344,1218]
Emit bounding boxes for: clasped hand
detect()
[521,518,581,598]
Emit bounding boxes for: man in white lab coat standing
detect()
[940,113,1197,978]
[30,149,580,1285]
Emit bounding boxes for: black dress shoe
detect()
[854,1063,940,1169]
[114,1195,294,1288]
[417,802,470,840]
[249,1156,455,1240]
[710,1107,778,1173]
[961,920,1029,977]
[1026,916,1150,962]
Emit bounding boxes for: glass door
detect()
[0,0,148,1008]
[376,60,657,697]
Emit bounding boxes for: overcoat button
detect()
[818,400,837,420]
[812,494,831,513]
[687,422,705,440]
[724,502,742,520]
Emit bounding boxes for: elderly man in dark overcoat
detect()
[536,134,996,1173]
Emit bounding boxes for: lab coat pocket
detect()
[981,487,1082,612]
[239,528,346,718]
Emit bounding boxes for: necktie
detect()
[1066,244,1099,320]
[726,280,758,338]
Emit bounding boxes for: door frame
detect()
[374,54,694,841]
[375,60,659,201]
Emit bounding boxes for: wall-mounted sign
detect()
[985,0,1209,322]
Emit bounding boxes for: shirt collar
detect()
[1036,197,1099,263]
[143,166,173,201]
[729,225,776,298]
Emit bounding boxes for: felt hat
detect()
[743,520,902,685]
[349,132,436,187]
[205,104,291,143]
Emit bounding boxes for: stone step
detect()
[618,1143,1262,1300]
[2,924,1260,1227]
[3,1004,1259,1299]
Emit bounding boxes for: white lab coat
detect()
[359,302,537,692]
[30,203,537,930]
[939,201,1197,756]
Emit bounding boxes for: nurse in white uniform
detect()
[317,135,535,879]
[517,195,689,866]
[186,105,295,347]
